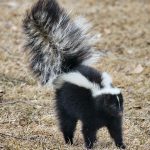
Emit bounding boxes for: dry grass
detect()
[0,0,150,149]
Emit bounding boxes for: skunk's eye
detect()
[110,104,117,109]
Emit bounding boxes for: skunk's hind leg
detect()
[57,108,77,145]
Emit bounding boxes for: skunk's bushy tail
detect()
[23,0,99,85]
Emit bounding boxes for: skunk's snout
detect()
[117,110,123,117]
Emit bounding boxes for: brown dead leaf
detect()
[104,28,111,35]
[132,64,144,74]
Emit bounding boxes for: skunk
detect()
[23,0,126,149]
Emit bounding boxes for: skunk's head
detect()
[101,93,124,117]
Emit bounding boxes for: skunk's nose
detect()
[118,111,123,116]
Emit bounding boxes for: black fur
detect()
[55,66,126,149]
[23,0,126,149]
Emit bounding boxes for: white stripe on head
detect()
[116,96,121,109]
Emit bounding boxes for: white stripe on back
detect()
[53,71,121,97]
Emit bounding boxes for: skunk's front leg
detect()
[107,118,126,149]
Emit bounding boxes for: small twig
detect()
[0,133,28,141]
[0,46,11,54]
[0,121,12,124]
[0,46,21,59]
[0,146,4,149]
[0,100,34,106]
[0,132,50,144]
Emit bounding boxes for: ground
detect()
[0,0,150,149]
